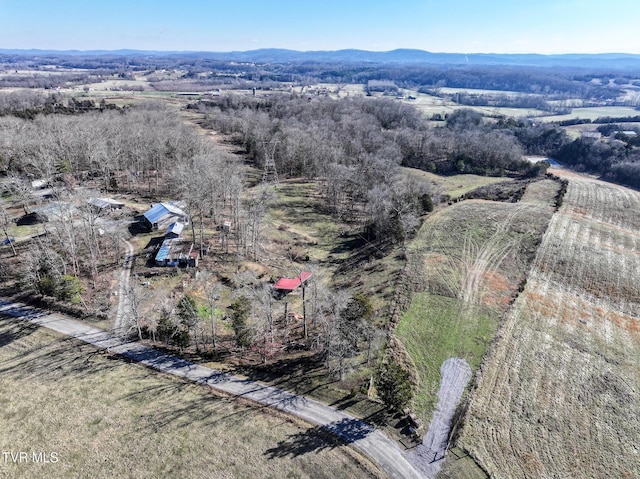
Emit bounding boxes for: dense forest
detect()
[200,96,551,175]
[198,95,554,238]
[555,130,640,188]
[198,89,640,201]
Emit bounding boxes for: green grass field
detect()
[0,318,380,479]
[395,293,496,417]
[393,181,559,476]
[401,167,512,199]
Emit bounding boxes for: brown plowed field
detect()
[459,172,640,478]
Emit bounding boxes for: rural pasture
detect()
[537,105,640,122]
[459,172,640,479]
[0,319,380,479]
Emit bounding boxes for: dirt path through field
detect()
[407,358,472,478]
[114,238,134,335]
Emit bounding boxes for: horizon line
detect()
[1,47,640,57]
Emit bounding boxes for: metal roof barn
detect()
[143,202,189,231]
[155,241,172,263]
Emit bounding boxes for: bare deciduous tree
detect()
[5,173,33,216]
[0,204,17,256]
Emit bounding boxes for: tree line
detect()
[0,102,200,190]
[201,95,550,177]
[554,132,640,188]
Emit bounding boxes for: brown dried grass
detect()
[0,319,381,479]
[459,173,640,479]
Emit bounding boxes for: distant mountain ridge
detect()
[1,48,640,68]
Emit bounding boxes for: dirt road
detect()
[407,358,472,477]
[114,238,134,335]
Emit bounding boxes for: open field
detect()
[0,317,380,479]
[437,87,526,96]
[394,92,539,119]
[396,88,548,119]
[395,292,496,420]
[539,105,640,122]
[401,168,513,199]
[265,180,345,264]
[396,180,559,425]
[466,106,548,118]
[459,172,640,479]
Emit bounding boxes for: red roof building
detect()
[273,272,313,291]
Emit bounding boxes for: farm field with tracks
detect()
[397,179,560,424]
[459,170,640,479]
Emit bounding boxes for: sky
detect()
[1,0,639,55]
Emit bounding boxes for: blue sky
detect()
[1,0,639,54]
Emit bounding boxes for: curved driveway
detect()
[0,299,423,479]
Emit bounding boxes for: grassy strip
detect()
[402,167,512,199]
[392,180,560,477]
[394,293,497,420]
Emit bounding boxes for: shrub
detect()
[229,296,252,347]
[376,358,414,411]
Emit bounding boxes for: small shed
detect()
[155,239,174,266]
[273,272,313,292]
[155,238,199,267]
[88,197,125,211]
[164,221,185,238]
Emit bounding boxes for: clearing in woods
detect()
[458,171,640,479]
[402,167,513,199]
[0,318,381,479]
